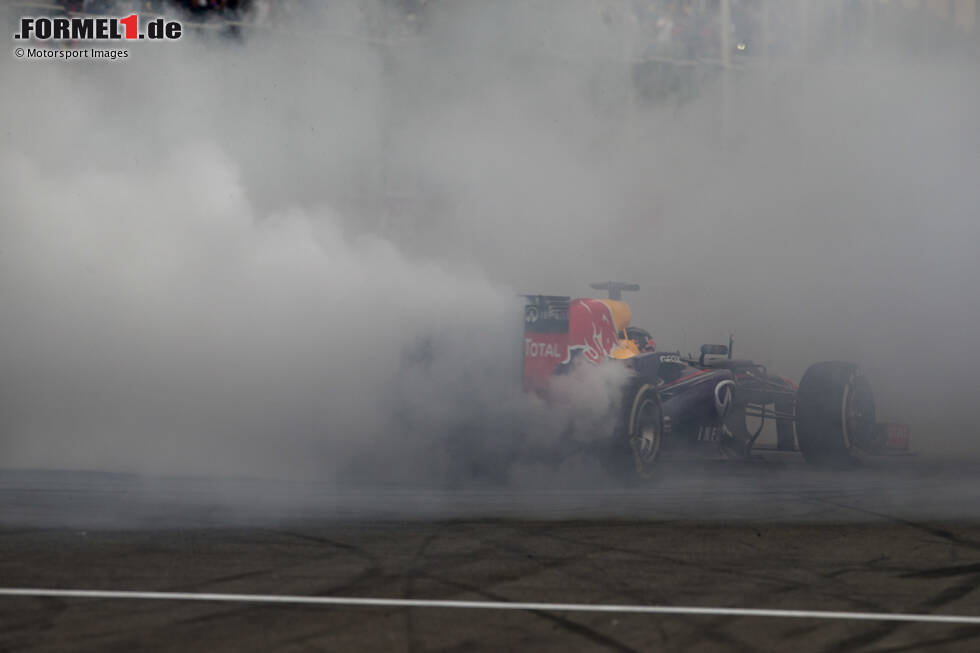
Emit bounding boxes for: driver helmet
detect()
[626,326,656,353]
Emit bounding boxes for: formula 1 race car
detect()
[523,283,909,477]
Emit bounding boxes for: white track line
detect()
[1,588,980,625]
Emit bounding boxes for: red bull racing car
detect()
[524,282,910,477]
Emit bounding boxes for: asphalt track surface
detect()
[3,453,980,652]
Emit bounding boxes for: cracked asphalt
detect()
[2,456,980,652]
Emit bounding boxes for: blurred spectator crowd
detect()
[40,1,269,24]
[19,0,980,57]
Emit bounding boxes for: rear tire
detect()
[796,362,876,466]
[627,385,664,478]
[603,382,664,479]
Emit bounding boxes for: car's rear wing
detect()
[523,295,569,393]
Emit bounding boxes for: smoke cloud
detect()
[1,0,978,491]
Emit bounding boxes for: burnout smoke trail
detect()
[1,1,979,509]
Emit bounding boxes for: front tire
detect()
[796,362,876,466]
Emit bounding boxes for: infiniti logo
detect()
[714,380,735,417]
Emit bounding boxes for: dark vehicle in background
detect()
[524,283,908,478]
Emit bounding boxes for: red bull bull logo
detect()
[522,295,632,393]
[568,299,619,364]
